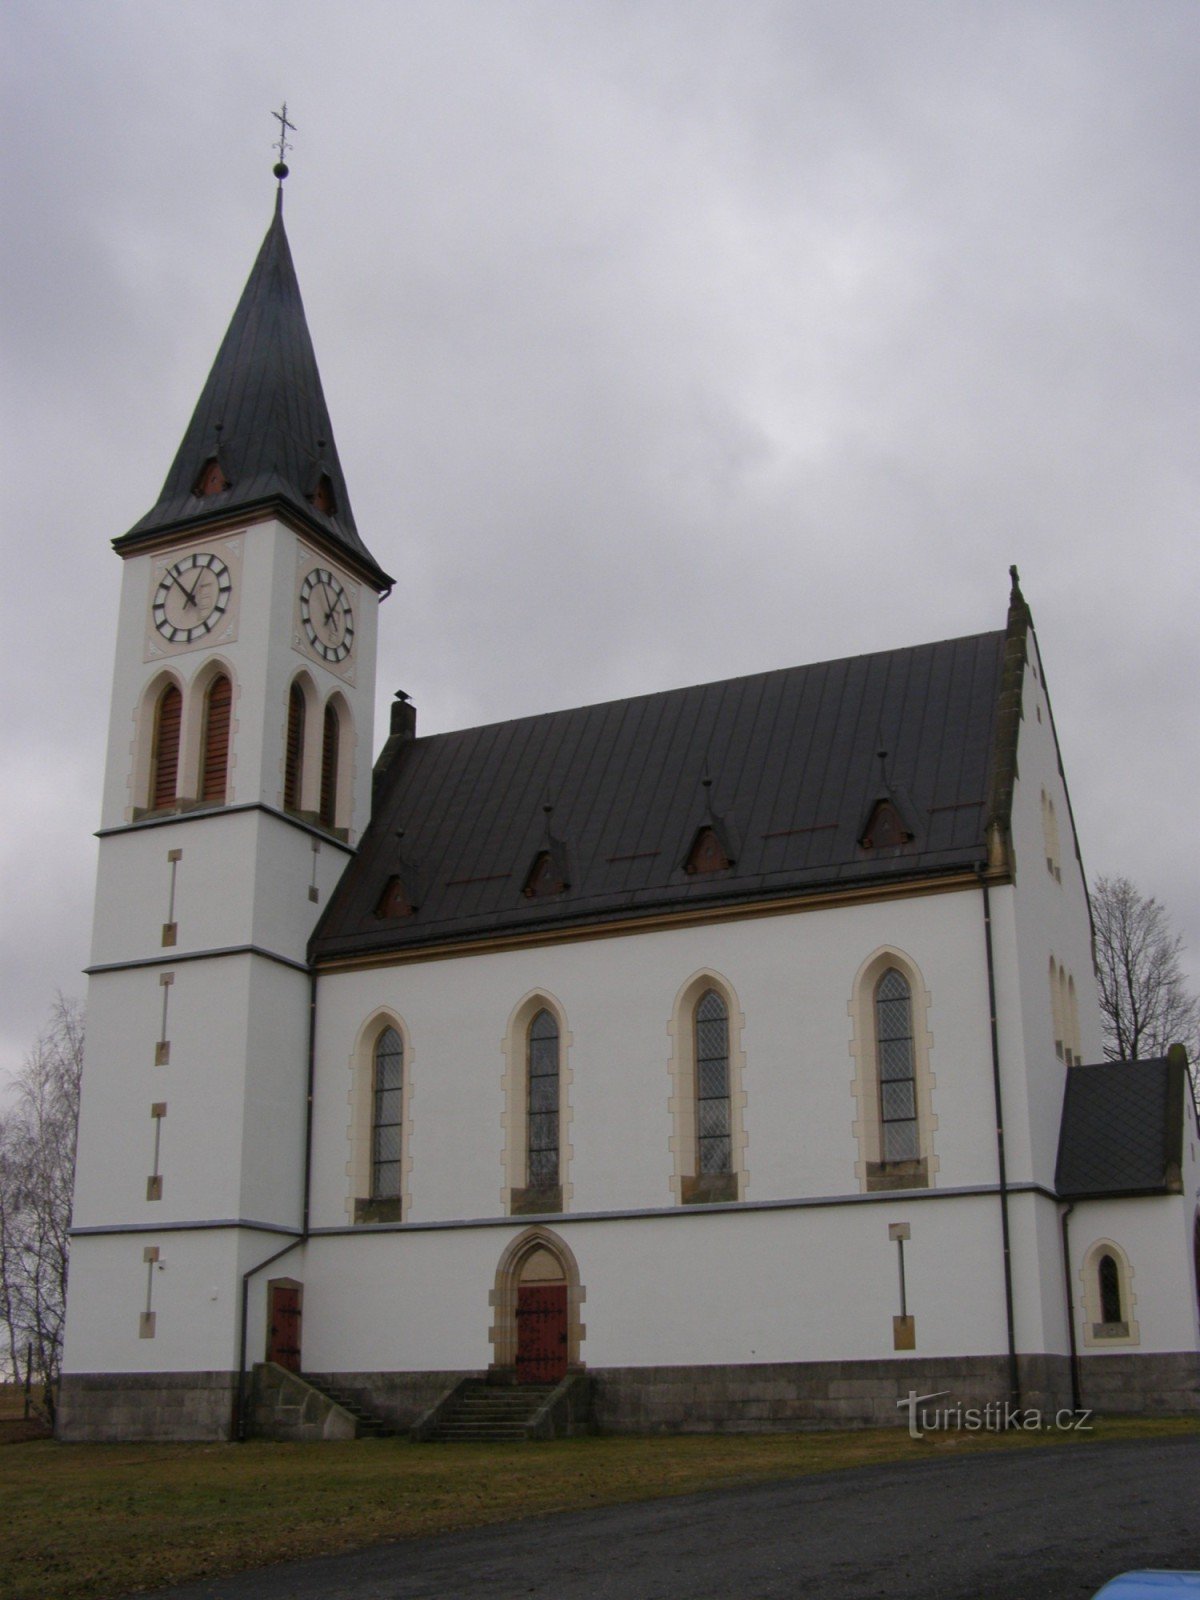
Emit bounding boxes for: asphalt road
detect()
[139,1435,1200,1600]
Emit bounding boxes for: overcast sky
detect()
[2,0,1197,1093]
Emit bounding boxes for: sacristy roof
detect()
[1056,1057,1191,1199]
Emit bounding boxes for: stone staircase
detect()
[300,1372,399,1438]
[414,1375,592,1442]
[251,1362,399,1441]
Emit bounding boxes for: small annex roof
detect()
[312,627,1007,963]
[115,191,392,590]
[1056,1057,1191,1199]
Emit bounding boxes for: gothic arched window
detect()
[1098,1252,1122,1326]
[695,989,731,1177]
[876,968,919,1163]
[371,1026,403,1203]
[527,1009,560,1191]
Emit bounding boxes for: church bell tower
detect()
[60,159,392,1439]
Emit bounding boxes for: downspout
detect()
[978,868,1021,1408]
[234,968,319,1441]
[1059,1201,1081,1412]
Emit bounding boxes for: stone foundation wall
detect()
[1078,1352,1200,1415]
[54,1352,1198,1440]
[590,1355,1075,1433]
[57,1372,237,1441]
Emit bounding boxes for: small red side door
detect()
[267,1285,302,1372]
[515,1284,568,1384]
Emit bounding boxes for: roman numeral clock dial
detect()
[299,567,355,663]
[152,552,233,644]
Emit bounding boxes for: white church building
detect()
[59,182,1200,1441]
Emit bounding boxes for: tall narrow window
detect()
[527,1009,559,1190]
[371,1027,403,1202]
[200,673,231,804]
[319,703,340,828]
[1098,1252,1122,1326]
[695,989,731,1175]
[151,684,182,810]
[284,682,306,812]
[876,969,919,1163]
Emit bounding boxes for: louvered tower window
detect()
[371,1027,403,1201]
[695,989,731,1175]
[284,682,306,812]
[200,674,231,804]
[151,684,182,810]
[319,703,340,828]
[527,1009,559,1188]
[876,969,919,1162]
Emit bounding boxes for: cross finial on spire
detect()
[271,103,296,183]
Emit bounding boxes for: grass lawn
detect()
[3,1415,1197,1600]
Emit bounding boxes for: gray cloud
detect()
[3,0,1197,1089]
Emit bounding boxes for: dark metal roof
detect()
[1056,1058,1189,1199]
[312,629,1006,962]
[115,192,392,589]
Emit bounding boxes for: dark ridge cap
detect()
[394,627,1008,752]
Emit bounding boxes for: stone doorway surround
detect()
[489,1225,585,1378]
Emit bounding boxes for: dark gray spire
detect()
[115,196,392,589]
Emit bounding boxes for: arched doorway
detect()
[489,1227,585,1384]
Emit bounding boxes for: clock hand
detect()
[176,569,207,610]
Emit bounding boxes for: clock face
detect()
[152,552,233,644]
[299,567,355,663]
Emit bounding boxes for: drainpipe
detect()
[1060,1201,1081,1413]
[234,969,319,1441]
[978,868,1021,1409]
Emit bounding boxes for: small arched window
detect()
[695,989,731,1176]
[371,1027,403,1202]
[151,684,182,810]
[319,702,340,829]
[1098,1252,1122,1325]
[200,673,231,804]
[876,968,919,1163]
[284,682,306,813]
[527,1009,560,1191]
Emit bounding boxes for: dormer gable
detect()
[192,455,230,498]
[859,797,913,851]
[684,824,733,875]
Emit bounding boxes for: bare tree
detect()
[1092,876,1200,1068]
[0,996,83,1416]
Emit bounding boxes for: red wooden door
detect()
[268,1285,302,1372]
[515,1284,568,1384]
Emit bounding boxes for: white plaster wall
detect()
[238,959,311,1226]
[296,1196,1015,1374]
[73,954,308,1231]
[309,889,1011,1232]
[89,812,352,970]
[1007,1191,1072,1356]
[1006,635,1104,1188]
[62,1229,294,1374]
[1070,1195,1200,1354]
